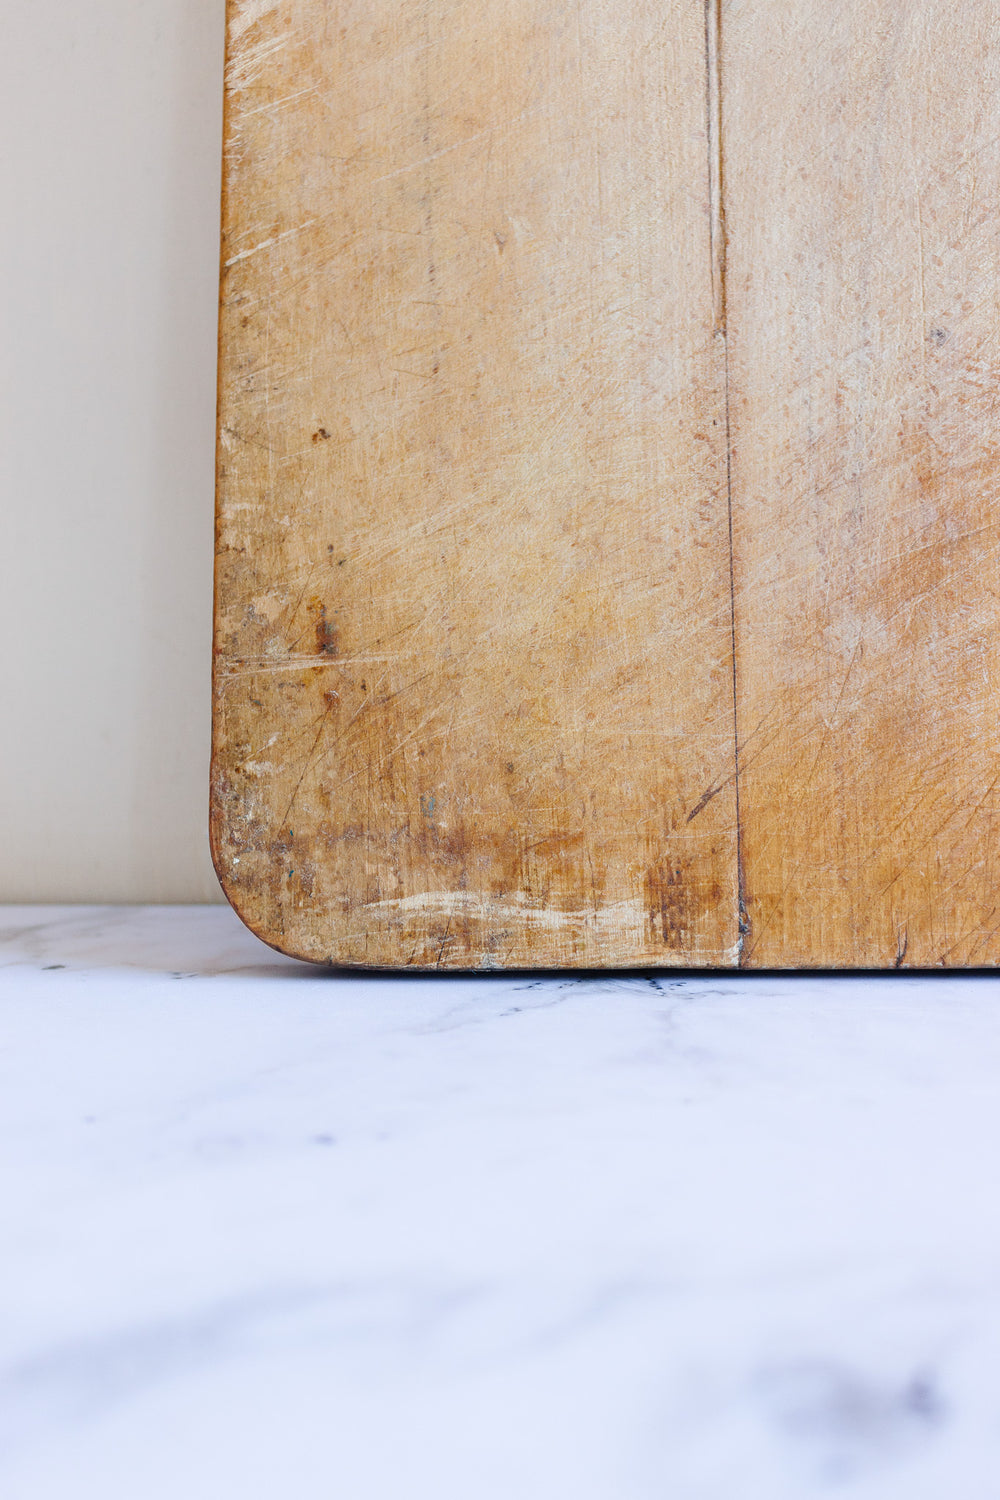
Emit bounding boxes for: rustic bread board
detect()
[212,0,1000,968]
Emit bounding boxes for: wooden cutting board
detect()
[212,0,1000,969]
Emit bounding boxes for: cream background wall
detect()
[1,0,226,900]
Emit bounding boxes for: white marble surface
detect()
[1,908,999,1498]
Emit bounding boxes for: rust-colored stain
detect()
[211,0,1000,970]
[310,600,339,658]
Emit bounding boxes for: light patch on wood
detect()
[229,0,282,46]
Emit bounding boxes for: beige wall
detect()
[1,0,226,900]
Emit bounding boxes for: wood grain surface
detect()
[724,0,1000,966]
[213,0,740,967]
[213,0,1000,968]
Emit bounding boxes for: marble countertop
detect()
[1,907,999,1498]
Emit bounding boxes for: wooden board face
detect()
[213,0,1000,968]
[724,0,1000,966]
[213,0,740,967]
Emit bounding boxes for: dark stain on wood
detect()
[313,602,339,657]
[644,859,691,950]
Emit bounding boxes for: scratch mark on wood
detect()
[686,783,724,823]
[894,926,909,967]
[224,220,317,268]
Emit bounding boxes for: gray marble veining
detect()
[1,907,998,1497]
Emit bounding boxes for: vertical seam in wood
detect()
[705,0,748,961]
[704,0,726,334]
[724,338,749,960]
